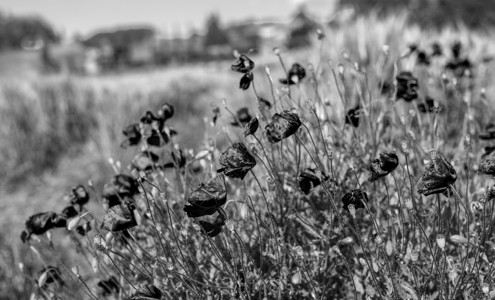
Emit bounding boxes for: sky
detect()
[0,0,336,38]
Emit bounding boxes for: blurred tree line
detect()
[338,0,495,29]
[0,11,59,51]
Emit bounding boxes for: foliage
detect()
[0,13,59,50]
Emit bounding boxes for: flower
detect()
[244,117,259,137]
[368,152,399,182]
[478,154,495,176]
[342,189,368,212]
[417,152,457,196]
[157,102,174,121]
[416,50,431,66]
[38,266,63,288]
[239,72,254,90]
[396,71,419,101]
[183,174,227,218]
[102,174,140,208]
[479,123,495,140]
[60,205,79,219]
[431,42,443,57]
[65,185,89,206]
[445,58,472,78]
[121,123,142,148]
[131,150,159,171]
[218,143,256,180]
[258,97,272,110]
[265,110,302,143]
[231,54,254,73]
[482,146,495,159]
[96,276,120,297]
[198,214,226,237]
[451,41,462,59]
[230,107,253,127]
[298,168,329,195]
[75,221,92,236]
[279,63,306,85]
[130,284,162,300]
[417,97,443,114]
[21,212,66,243]
[102,203,137,232]
[345,105,361,127]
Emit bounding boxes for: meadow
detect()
[2,13,495,299]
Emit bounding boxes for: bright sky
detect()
[0,0,336,38]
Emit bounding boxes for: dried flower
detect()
[65,185,89,206]
[198,214,226,237]
[60,205,79,219]
[244,117,259,137]
[345,105,361,127]
[478,154,495,176]
[396,71,419,102]
[417,152,457,196]
[416,50,430,66]
[231,54,254,73]
[183,174,227,218]
[431,42,443,57]
[265,110,302,143]
[279,63,306,85]
[217,143,256,180]
[21,212,66,243]
[96,276,120,297]
[239,72,254,90]
[102,203,137,232]
[157,102,174,122]
[342,189,368,212]
[368,152,399,182]
[121,123,142,148]
[298,168,329,195]
[102,174,140,208]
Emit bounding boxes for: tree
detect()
[0,13,59,50]
[203,14,229,48]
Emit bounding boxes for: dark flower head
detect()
[485,184,495,202]
[482,146,495,159]
[21,212,66,242]
[198,214,226,237]
[76,221,91,236]
[258,97,272,110]
[103,174,140,208]
[60,205,79,219]
[479,123,495,140]
[96,276,120,297]
[369,152,399,182]
[431,42,443,56]
[417,151,457,196]
[451,41,462,59]
[417,97,443,114]
[157,102,174,121]
[130,284,162,300]
[279,63,306,85]
[445,58,472,78]
[417,51,431,66]
[265,110,302,143]
[298,168,329,195]
[342,189,368,212]
[244,117,259,137]
[66,185,89,206]
[121,123,142,148]
[218,143,256,180]
[231,54,255,73]
[396,71,419,101]
[140,111,159,124]
[131,151,159,171]
[184,174,227,218]
[38,266,63,288]
[230,107,252,127]
[102,202,137,232]
[239,72,253,90]
[171,149,187,169]
[478,154,495,176]
[345,105,360,127]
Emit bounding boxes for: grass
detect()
[2,12,495,299]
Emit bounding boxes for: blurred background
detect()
[1,0,495,298]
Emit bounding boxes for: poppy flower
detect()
[140,111,159,124]
[345,105,361,127]
[218,143,256,180]
[342,189,368,212]
[131,151,159,171]
[239,72,254,90]
[183,174,227,218]
[102,174,140,208]
[445,58,472,78]
[417,152,457,196]
[157,102,174,121]
[279,63,306,85]
[485,184,495,202]
[265,110,302,143]
[244,117,259,137]
[417,97,443,114]
[417,51,430,66]
[121,123,142,148]
[37,266,63,288]
[478,154,495,176]
[96,276,120,297]
[198,214,226,237]
[21,212,66,243]
[258,97,272,110]
[75,221,91,236]
[102,203,137,232]
[482,146,495,159]
[65,185,89,206]
[130,284,162,299]
[451,41,462,59]
[231,54,255,74]
[60,205,79,219]
[431,42,443,57]
[396,72,419,101]
[230,107,253,127]
[368,152,399,182]
[298,168,329,195]
[479,123,495,140]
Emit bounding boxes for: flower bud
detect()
[347,204,356,218]
[436,234,446,250]
[450,234,468,245]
